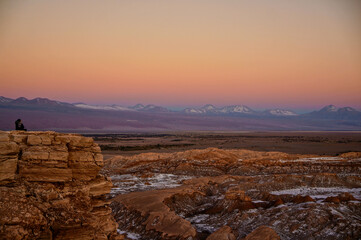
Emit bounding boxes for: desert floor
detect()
[86,131,361,159]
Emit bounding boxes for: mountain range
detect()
[0,96,360,131]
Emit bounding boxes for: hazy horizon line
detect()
[2,94,361,113]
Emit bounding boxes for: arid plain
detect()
[89,132,361,158]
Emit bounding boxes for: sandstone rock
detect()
[19,166,73,182]
[273,198,284,206]
[40,135,53,145]
[225,188,252,201]
[54,135,92,147]
[244,226,280,240]
[292,195,315,204]
[70,162,101,181]
[0,158,17,182]
[0,142,19,155]
[21,148,50,161]
[338,192,357,201]
[0,131,119,239]
[54,227,100,240]
[69,151,94,162]
[339,152,361,159]
[0,132,9,142]
[49,151,69,162]
[207,226,236,240]
[324,196,341,203]
[10,134,28,144]
[89,176,114,197]
[113,188,197,239]
[27,135,42,145]
[94,153,104,166]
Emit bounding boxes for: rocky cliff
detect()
[0,131,120,240]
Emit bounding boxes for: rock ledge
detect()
[0,131,120,240]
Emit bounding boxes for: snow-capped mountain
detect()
[73,103,133,111]
[319,105,337,113]
[183,104,255,115]
[202,104,217,111]
[28,98,72,106]
[183,104,217,114]
[1,96,360,122]
[0,96,13,103]
[315,105,359,114]
[11,97,29,104]
[337,107,356,113]
[2,97,71,107]
[74,103,170,112]
[139,104,169,112]
[1,96,361,131]
[304,105,361,120]
[129,104,169,112]
[129,104,145,111]
[183,108,205,114]
[264,109,298,116]
[219,105,255,114]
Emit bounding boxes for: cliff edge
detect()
[0,131,120,240]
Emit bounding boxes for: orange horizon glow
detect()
[0,0,360,110]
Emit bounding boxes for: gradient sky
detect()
[0,0,360,110]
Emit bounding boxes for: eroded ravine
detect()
[103,148,361,240]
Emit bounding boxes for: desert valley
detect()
[1,1,361,239]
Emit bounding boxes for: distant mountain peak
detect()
[183,108,204,114]
[142,104,169,112]
[74,103,132,111]
[183,104,255,115]
[14,97,29,102]
[264,108,298,116]
[202,104,217,110]
[0,96,14,103]
[320,105,337,112]
[130,104,145,110]
[30,97,56,104]
[128,103,169,112]
[219,105,254,114]
[338,107,356,112]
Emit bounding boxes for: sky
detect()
[0,0,360,110]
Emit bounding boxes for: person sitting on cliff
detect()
[15,119,27,131]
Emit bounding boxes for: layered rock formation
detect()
[106,148,361,240]
[0,131,120,240]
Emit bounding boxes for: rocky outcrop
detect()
[107,148,361,240]
[103,148,361,177]
[0,131,120,240]
[112,187,198,240]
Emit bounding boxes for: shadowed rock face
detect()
[106,148,361,240]
[0,131,121,240]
